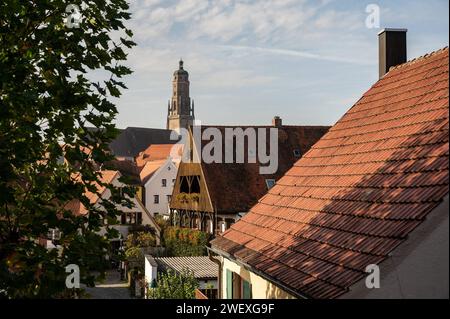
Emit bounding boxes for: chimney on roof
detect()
[378,28,408,78]
[272,116,282,127]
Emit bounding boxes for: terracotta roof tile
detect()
[65,170,119,216]
[211,47,449,298]
[135,144,183,168]
[139,160,167,185]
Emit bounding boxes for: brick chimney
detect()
[272,116,282,127]
[378,28,407,78]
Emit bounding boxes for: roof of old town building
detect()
[211,47,449,298]
[170,124,330,214]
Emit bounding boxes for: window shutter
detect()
[226,270,233,299]
[242,280,252,299]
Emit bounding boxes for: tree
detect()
[0,0,135,298]
[148,269,198,299]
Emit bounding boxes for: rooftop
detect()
[211,47,449,298]
[154,256,218,279]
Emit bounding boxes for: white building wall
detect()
[96,172,161,244]
[144,159,178,217]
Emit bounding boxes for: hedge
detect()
[163,226,210,257]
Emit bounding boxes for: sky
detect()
[112,0,449,129]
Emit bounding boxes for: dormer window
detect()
[265,179,276,190]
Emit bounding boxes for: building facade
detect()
[169,122,330,235]
[142,159,178,218]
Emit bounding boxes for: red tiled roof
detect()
[66,170,119,216]
[211,47,449,299]
[185,125,329,213]
[140,160,167,185]
[135,144,183,168]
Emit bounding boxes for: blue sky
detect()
[113,0,449,129]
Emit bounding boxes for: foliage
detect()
[176,193,200,203]
[0,0,135,298]
[124,230,156,277]
[125,231,156,250]
[163,226,210,257]
[176,193,189,203]
[154,214,169,231]
[124,246,143,262]
[147,269,198,299]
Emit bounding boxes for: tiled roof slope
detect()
[66,170,120,216]
[136,144,183,168]
[211,48,449,299]
[199,125,330,213]
[139,160,167,185]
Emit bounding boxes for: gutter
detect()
[208,246,309,300]
[207,247,223,299]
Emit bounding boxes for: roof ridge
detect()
[388,46,449,72]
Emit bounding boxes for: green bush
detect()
[125,231,156,249]
[163,226,210,257]
[147,269,198,299]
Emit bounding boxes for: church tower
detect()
[166,60,195,131]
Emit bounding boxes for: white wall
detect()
[144,255,158,299]
[144,159,178,217]
[144,255,158,284]
[96,172,161,243]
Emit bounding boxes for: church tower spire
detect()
[166,59,194,131]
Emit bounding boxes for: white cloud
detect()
[218,44,374,65]
[112,0,448,129]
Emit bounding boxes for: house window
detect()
[265,179,276,190]
[162,179,167,187]
[226,270,252,299]
[167,195,172,202]
[154,195,159,204]
[293,149,301,157]
[120,212,140,225]
[172,179,176,184]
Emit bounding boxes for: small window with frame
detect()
[265,179,276,190]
